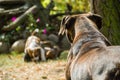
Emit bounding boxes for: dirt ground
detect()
[0,51,68,80]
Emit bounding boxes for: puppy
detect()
[59,13,120,80]
[24,29,46,62]
[45,45,61,59]
[40,41,61,59]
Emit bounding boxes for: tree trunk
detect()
[90,0,120,45]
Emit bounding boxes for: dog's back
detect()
[25,35,40,49]
[25,28,40,49]
[89,46,120,80]
[103,46,120,80]
[59,13,120,80]
[70,45,120,80]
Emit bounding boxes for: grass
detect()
[0,50,68,80]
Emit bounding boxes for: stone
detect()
[10,39,25,53]
[48,34,59,43]
[61,36,70,50]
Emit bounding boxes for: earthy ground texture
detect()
[0,51,68,80]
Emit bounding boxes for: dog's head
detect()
[27,47,41,62]
[58,13,102,43]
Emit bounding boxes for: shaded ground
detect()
[0,51,68,80]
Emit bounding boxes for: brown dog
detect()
[40,41,61,59]
[59,13,120,80]
[24,29,46,62]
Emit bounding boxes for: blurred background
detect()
[0,0,120,54]
[0,0,90,53]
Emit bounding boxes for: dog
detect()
[24,29,46,62]
[59,13,120,80]
[40,41,61,59]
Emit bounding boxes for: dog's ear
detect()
[65,16,76,43]
[59,16,76,43]
[87,14,102,30]
[59,16,76,34]
[58,16,68,35]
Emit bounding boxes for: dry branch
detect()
[1,5,38,31]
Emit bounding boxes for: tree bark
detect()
[90,0,120,45]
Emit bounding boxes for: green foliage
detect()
[25,13,55,34]
[26,13,38,33]
[41,0,90,15]
[50,0,90,15]
[59,50,68,60]
[0,13,53,43]
[0,0,90,43]
[41,0,51,8]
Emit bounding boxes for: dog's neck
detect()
[68,16,111,58]
[74,16,100,37]
[71,31,107,57]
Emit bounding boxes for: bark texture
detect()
[90,0,120,45]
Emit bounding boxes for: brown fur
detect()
[44,45,61,59]
[59,13,120,80]
[40,41,62,59]
[24,29,46,62]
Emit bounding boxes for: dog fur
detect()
[24,29,46,62]
[59,13,120,80]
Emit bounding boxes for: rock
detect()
[48,34,59,43]
[0,42,10,53]
[61,36,70,50]
[40,40,55,48]
[10,39,26,53]
[40,34,48,41]
[22,30,30,39]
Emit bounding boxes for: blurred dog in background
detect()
[24,29,46,62]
